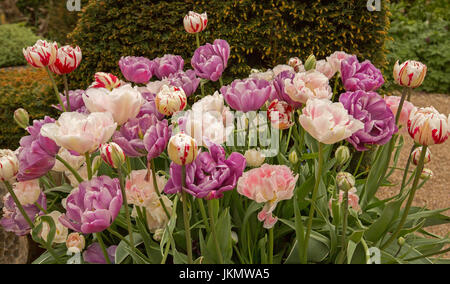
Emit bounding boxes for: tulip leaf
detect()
[115,233,143,264]
[365,199,402,243]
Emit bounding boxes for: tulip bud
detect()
[393,60,427,88]
[244,149,265,168]
[167,132,198,165]
[0,149,19,181]
[100,143,126,169]
[267,99,294,130]
[153,228,164,242]
[335,146,351,165]
[336,172,355,191]
[288,57,304,72]
[14,108,29,129]
[289,150,299,165]
[411,147,431,165]
[90,72,123,91]
[397,237,405,247]
[231,231,239,245]
[92,156,102,175]
[155,85,187,116]
[183,11,208,34]
[66,232,86,253]
[304,54,316,71]
[420,168,433,180]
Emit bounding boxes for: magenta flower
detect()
[164,143,246,199]
[54,90,88,113]
[17,117,60,181]
[340,91,398,151]
[59,176,122,234]
[341,55,384,92]
[272,70,303,109]
[119,56,154,84]
[191,39,230,82]
[83,243,117,264]
[0,192,46,236]
[152,54,184,79]
[221,78,271,112]
[167,70,200,97]
[143,117,171,160]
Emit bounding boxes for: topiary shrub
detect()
[68,0,390,89]
[0,23,40,68]
[0,67,57,149]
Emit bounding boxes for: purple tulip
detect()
[119,56,154,84]
[167,70,200,97]
[0,192,46,236]
[59,176,122,234]
[191,39,230,82]
[17,117,60,181]
[164,143,246,199]
[143,117,171,160]
[341,55,384,92]
[54,90,88,113]
[83,243,117,264]
[221,78,271,112]
[272,70,303,109]
[152,54,184,79]
[340,90,398,151]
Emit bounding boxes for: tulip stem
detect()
[63,74,71,112]
[400,144,418,196]
[84,153,92,180]
[208,199,224,264]
[353,151,365,176]
[34,202,47,214]
[55,154,84,183]
[302,142,324,264]
[197,198,210,233]
[381,145,428,250]
[268,227,274,264]
[195,33,200,49]
[45,66,66,112]
[395,87,408,125]
[338,189,349,264]
[219,77,224,87]
[180,165,193,264]
[150,159,171,219]
[95,232,112,264]
[2,181,35,229]
[117,168,134,249]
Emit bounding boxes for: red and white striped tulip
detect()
[267,99,294,130]
[155,85,187,116]
[100,143,126,169]
[167,132,198,166]
[411,146,432,166]
[89,72,123,91]
[393,60,427,88]
[183,11,208,34]
[408,107,449,146]
[0,149,19,181]
[23,40,58,68]
[49,45,82,75]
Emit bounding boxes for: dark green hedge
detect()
[68,0,390,89]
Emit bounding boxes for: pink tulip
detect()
[23,40,58,68]
[49,45,82,75]
[384,95,415,126]
[315,59,336,79]
[299,99,364,144]
[284,70,332,104]
[326,51,351,74]
[408,106,449,146]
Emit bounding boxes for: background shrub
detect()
[0,23,40,68]
[68,0,390,89]
[385,0,450,93]
[0,67,57,148]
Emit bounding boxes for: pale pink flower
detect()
[273,64,295,76]
[237,164,298,229]
[326,51,351,74]
[408,106,449,146]
[284,70,332,104]
[52,148,85,172]
[84,84,145,125]
[66,232,86,253]
[125,169,167,207]
[315,59,336,79]
[0,149,19,182]
[384,95,415,126]
[40,211,68,244]
[299,99,364,144]
[13,179,41,205]
[328,187,360,214]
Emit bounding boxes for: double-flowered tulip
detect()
[152,54,184,80]
[284,70,333,104]
[119,56,154,84]
[49,45,82,75]
[184,11,208,33]
[384,95,415,126]
[167,70,200,97]
[408,107,449,146]
[191,39,230,82]
[54,89,88,113]
[23,40,58,68]
[341,55,385,92]
[326,51,351,74]
[393,60,427,88]
[59,176,122,234]
[221,78,271,112]
[267,99,294,130]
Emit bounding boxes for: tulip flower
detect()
[0,150,19,182]
[412,146,432,165]
[100,143,126,169]
[183,11,208,34]
[284,70,333,104]
[267,99,294,130]
[316,59,336,79]
[83,243,117,264]
[384,95,415,126]
[167,70,200,97]
[341,56,385,92]
[84,84,145,125]
[393,60,427,88]
[299,99,364,145]
[167,132,198,166]
[39,211,68,244]
[119,56,154,84]
[14,108,29,129]
[12,179,41,205]
[191,39,230,82]
[244,149,265,168]
[89,72,123,90]
[152,54,184,80]
[272,70,303,109]
[221,78,271,112]
[49,45,82,75]
[326,51,351,74]
[288,57,305,73]
[155,85,187,116]
[23,40,58,68]
[66,232,86,253]
[407,106,449,146]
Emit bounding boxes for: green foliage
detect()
[0,67,58,148]
[0,23,40,68]
[68,0,390,89]
[386,0,450,93]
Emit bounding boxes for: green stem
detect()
[197,198,210,233]
[400,144,418,196]
[96,232,112,264]
[3,181,35,228]
[34,202,48,214]
[405,247,450,262]
[268,227,274,264]
[84,153,92,180]
[339,189,349,264]
[219,77,224,87]
[195,33,200,49]
[302,142,324,263]
[208,199,224,264]
[161,240,171,264]
[381,145,428,250]
[395,87,408,125]
[284,126,293,154]
[181,165,193,264]
[353,151,364,176]
[117,168,134,248]
[55,154,84,183]
[150,159,171,219]
[45,66,66,112]
[63,74,71,112]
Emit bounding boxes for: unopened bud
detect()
[420,168,433,180]
[231,231,239,245]
[289,150,299,165]
[153,228,164,242]
[412,147,431,165]
[304,54,316,71]
[14,108,29,129]
[335,146,350,165]
[336,172,355,191]
[66,232,85,253]
[397,237,405,246]
[100,142,126,169]
[167,132,199,165]
[244,149,265,168]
